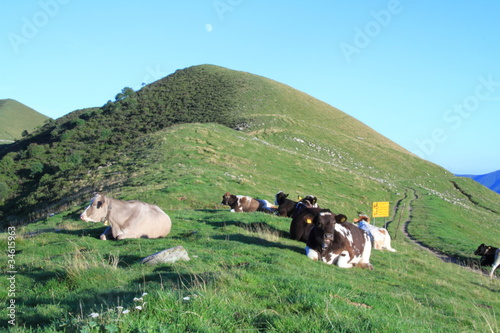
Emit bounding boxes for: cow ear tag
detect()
[306,218,313,224]
[341,217,346,223]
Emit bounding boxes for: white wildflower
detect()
[133,297,143,302]
[89,313,99,318]
[135,306,143,310]
[122,309,130,314]
[142,292,148,297]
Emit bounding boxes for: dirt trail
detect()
[393,188,461,264]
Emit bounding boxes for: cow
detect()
[80,193,172,240]
[289,205,324,243]
[474,243,500,278]
[221,192,276,214]
[275,191,318,217]
[354,214,396,252]
[306,211,373,269]
[275,191,298,217]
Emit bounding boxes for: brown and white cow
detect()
[474,243,500,278]
[306,211,373,269]
[80,193,172,240]
[221,192,276,214]
[354,214,396,252]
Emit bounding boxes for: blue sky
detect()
[2,1,499,174]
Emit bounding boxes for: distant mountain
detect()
[457,170,500,194]
[0,99,50,142]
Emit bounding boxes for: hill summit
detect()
[0,99,49,142]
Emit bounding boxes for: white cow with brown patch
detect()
[221,192,276,214]
[80,193,172,240]
[354,215,396,252]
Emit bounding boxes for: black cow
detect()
[275,191,298,217]
[275,191,319,217]
[474,243,500,278]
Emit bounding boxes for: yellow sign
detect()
[372,202,390,218]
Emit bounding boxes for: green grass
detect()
[0,99,49,141]
[1,209,498,332]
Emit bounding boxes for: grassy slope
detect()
[1,205,498,332]
[0,99,49,141]
[0,65,499,331]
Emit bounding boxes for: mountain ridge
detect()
[457,169,500,194]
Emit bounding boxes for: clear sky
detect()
[1,1,499,175]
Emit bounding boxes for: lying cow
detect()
[80,193,172,240]
[221,192,276,214]
[306,211,373,269]
[474,243,500,278]
[289,206,325,243]
[354,214,396,252]
[275,191,298,217]
[275,191,319,217]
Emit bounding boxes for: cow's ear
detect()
[285,193,289,197]
[335,214,347,223]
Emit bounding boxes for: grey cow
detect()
[80,193,172,240]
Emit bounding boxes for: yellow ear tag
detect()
[306,218,312,224]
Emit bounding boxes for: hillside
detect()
[1,64,499,245]
[458,170,500,194]
[0,65,499,331]
[0,99,49,142]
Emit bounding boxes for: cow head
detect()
[275,191,289,205]
[353,212,370,223]
[311,212,348,250]
[311,210,336,250]
[474,243,490,256]
[80,193,108,223]
[301,195,318,208]
[221,192,237,206]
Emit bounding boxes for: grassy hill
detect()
[0,65,498,331]
[0,99,49,142]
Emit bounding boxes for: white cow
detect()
[80,193,171,240]
[354,215,396,252]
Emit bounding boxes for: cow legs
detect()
[305,246,319,261]
[100,226,113,240]
[336,251,354,268]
